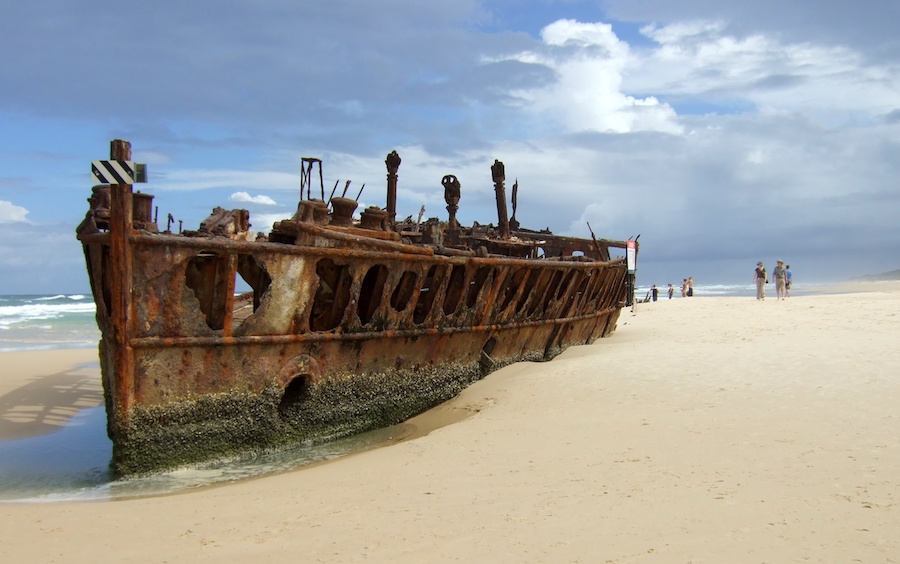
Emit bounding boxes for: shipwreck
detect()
[77,140,637,475]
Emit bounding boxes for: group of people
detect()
[754,260,792,300]
[647,277,693,301]
[681,277,694,297]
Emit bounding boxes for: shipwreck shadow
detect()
[0,362,103,441]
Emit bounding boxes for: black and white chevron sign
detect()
[91,160,147,184]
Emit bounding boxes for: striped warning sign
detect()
[91,160,147,184]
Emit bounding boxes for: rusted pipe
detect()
[491,159,510,239]
[385,151,401,227]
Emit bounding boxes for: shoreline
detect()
[1,288,898,561]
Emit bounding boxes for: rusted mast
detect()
[385,150,401,227]
[108,139,135,418]
[491,159,511,239]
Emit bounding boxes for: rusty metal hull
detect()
[81,228,626,474]
[77,143,634,475]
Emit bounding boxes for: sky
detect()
[1,0,898,294]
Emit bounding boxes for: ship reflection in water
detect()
[0,406,416,503]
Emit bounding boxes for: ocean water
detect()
[635,283,755,300]
[633,282,822,300]
[0,294,99,352]
[0,406,411,503]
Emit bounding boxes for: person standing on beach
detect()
[651,285,659,301]
[773,260,787,300]
[681,278,688,297]
[785,264,792,297]
[687,277,694,297]
[754,261,767,300]
[667,284,674,299]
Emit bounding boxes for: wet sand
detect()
[0,349,101,441]
[1,286,898,562]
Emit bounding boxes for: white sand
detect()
[1,288,898,562]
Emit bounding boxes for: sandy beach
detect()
[1,286,898,562]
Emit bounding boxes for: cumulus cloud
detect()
[630,19,899,120]
[480,15,898,137]
[230,191,278,205]
[0,200,29,223]
[498,19,683,135]
[491,16,899,138]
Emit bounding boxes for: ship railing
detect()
[80,230,628,349]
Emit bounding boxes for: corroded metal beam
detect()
[108,139,135,420]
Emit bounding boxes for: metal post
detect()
[385,151,401,228]
[491,159,510,239]
[108,139,135,417]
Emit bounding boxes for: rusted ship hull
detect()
[78,141,634,475]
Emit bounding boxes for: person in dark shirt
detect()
[754,261,767,300]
